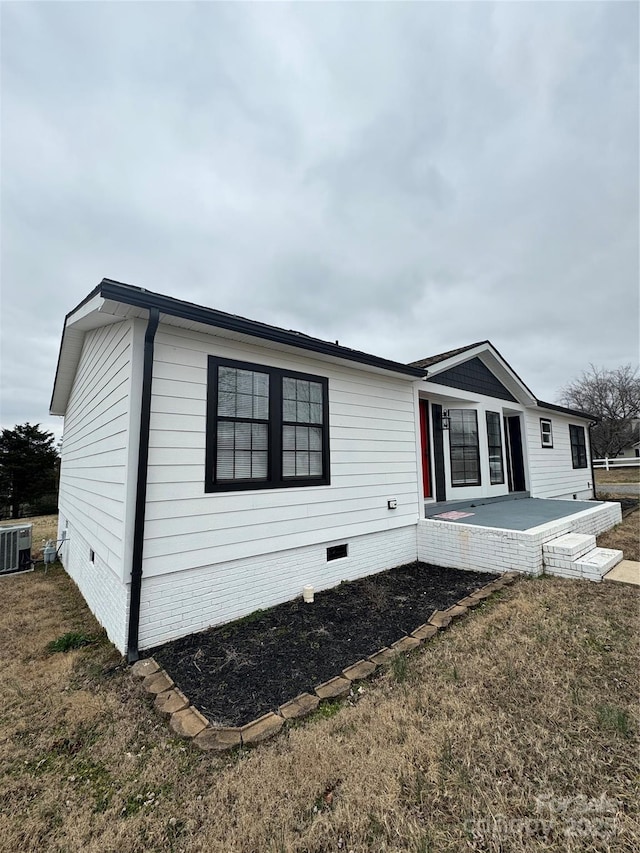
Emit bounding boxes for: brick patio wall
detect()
[417,501,622,577]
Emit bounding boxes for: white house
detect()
[50,280,617,659]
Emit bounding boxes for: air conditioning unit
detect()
[0,525,33,575]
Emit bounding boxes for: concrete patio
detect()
[418,496,623,580]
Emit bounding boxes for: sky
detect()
[1,1,638,441]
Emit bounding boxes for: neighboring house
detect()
[616,442,640,459]
[615,421,640,458]
[50,280,608,659]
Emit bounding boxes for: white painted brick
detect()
[59,519,129,652]
[139,525,418,649]
[574,547,623,579]
[543,533,595,558]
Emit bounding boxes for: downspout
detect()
[588,420,598,501]
[126,307,160,663]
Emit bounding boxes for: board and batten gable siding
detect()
[58,320,140,583]
[142,324,420,578]
[524,409,594,500]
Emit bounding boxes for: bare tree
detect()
[560,364,640,459]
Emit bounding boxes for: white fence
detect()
[593,457,640,471]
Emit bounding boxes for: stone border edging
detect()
[132,571,519,751]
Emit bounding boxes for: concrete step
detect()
[574,547,623,582]
[543,532,596,560]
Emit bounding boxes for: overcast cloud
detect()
[1,1,638,440]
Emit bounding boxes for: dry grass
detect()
[597,509,640,562]
[0,544,638,851]
[595,467,640,485]
[0,514,58,559]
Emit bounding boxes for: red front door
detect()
[419,400,432,499]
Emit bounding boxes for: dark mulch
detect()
[148,561,497,726]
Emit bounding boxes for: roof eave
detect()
[99,279,425,379]
[535,399,599,422]
[51,278,427,416]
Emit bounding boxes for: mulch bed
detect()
[148,561,497,726]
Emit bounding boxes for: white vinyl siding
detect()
[58,321,134,580]
[56,318,141,652]
[143,324,419,578]
[525,410,593,499]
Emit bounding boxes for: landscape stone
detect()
[457,595,481,607]
[131,658,160,679]
[368,647,397,666]
[314,676,352,700]
[194,726,242,751]
[391,636,420,652]
[278,693,320,720]
[445,604,468,619]
[240,712,284,745]
[411,623,438,641]
[142,670,174,694]
[154,688,190,716]
[169,706,208,738]
[342,659,377,681]
[471,587,494,600]
[428,610,452,629]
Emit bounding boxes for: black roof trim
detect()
[97,279,425,377]
[535,399,598,422]
[409,341,488,369]
[49,282,105,413]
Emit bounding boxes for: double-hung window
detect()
[205,357,329,491]
[569,424,587,469]
[486,411,504,485]
[540,418,553,448]
[449,409,481,487]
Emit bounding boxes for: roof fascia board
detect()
[99,280,425,380]
[50,296,139,416]
[479,350,537,405]
[534,400,598,421]
[66,293,106,328]
[420,343,488,377]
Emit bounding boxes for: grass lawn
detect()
[594,466,640,485]
[1,515,638,852]
[597,507,640,562]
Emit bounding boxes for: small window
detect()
[486,411,504,484]
[327,544,348,561]
[89,549,95,563]
[569,424,588,469]
[540,418,553,448]
[449,409,481,487]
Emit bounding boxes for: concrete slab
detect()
[425,497,603,531]
[603,559,640,586]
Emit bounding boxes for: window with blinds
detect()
[216,367,269,481]
[448,409,481,487]
[206,357,329,491]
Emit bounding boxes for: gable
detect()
[429,357,518,402]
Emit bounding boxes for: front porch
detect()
[418,496,623,581]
